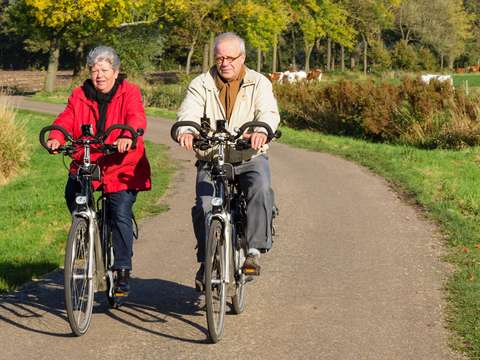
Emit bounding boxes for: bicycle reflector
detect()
[75,196,87,205]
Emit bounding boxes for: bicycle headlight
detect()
[75,196,87,205]
[211,197,223,207]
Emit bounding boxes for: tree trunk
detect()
[331,43,335,71]
[362,35,368,75]
[202,42,209,73]
[257,48,262,72]
[341,45,345,72]
[277,41,283,71]
[44,40,60,93]
[440,54,444,70]
[72,41,84,77]
[209,32,215,67]
[351,55,355,70]
[327,38,331,71]
[272,38,278,72]
[186,40,196,75]
[448,56,454,69]
[304,43,314,72]
[291,28,296,68]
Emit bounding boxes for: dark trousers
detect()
[192,154,274,263]
[65,176,137,270]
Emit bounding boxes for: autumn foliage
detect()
[274,77,480,149]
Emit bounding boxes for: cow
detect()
[420,74,453,86]
[268,72,284,83]
[307,68,323,81]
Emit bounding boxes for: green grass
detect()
[145,107,176,119]
[30,90,69,105]
[0,110,173,292]
[279,127,480,357]
[452,73,480,88]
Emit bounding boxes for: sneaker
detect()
[114,269,130,298]
[242,251,261,276]
[195,263,205,292]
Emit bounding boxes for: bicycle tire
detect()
[205,219,226,343]
[64,217,95,336]
[231,246,247,314]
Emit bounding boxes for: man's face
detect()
[214,40,245,81]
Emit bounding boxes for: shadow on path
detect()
[0,271,208,343]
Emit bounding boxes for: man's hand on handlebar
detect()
[178,133,194,150]
[243,132,267,150]
[47,139,61,153]
[115,138,133,153]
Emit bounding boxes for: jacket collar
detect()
[203,67,255,91]
[78,78,128,105]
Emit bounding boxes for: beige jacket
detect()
[176,67,280,163]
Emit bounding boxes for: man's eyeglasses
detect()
[215,54,242,65]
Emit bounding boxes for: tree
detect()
[343,0,399,74]
[3,0,146,91]
[231,0,290,73]
[418,0,471,69]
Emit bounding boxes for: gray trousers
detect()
[192,154,274,263]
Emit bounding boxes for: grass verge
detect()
[0,110,173,292]
[279,127,480,358]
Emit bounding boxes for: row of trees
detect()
[0,0,478,91]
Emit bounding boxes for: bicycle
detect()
[39,123,141,336]
[171,119,280,343]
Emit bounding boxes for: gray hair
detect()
[214,32,246,55]
[86,46,121,70]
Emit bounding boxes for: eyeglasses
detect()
[214,54,242,65]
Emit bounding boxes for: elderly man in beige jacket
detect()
[175,32,280,288]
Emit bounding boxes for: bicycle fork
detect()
[208,212,232,287]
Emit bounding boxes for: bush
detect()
[417,47,438,71]
[274,77,480,149]
[392,40,418,71]
[369,40,392,73]
[0,95,29,183]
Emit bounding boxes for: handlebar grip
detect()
[103,124,139,149]
[39,125,74,154]
[235,121,275,141]
[170,121,205,143]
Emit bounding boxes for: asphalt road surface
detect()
[0,97,465,359]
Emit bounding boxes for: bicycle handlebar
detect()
[170,120,281,148]
[39,124,142,155]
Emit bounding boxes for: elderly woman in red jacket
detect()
[47,46,151,298]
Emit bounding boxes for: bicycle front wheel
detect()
[64,217,95,336]
[231,246,247,314]
[205,219,226,343]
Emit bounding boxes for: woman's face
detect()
[90,60,119,93]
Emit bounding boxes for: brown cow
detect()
[268,72,284,82]
[306,68,322,81]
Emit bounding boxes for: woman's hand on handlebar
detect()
[47,139,61,153]
[115,138,133,153]
[242,132,267,150]
[178,133,194,150]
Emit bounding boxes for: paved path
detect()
[0,97,464,359]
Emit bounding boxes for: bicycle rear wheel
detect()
[205,219,226,343]
[64,217,95,336]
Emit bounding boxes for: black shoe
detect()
[114,269,130,299]
[195,263,204,292]
[242,254,261,276]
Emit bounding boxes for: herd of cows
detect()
[267,68,323,83]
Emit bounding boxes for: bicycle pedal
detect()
[242,266,260,276]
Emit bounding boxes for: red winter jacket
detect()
[50,80,151,193]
